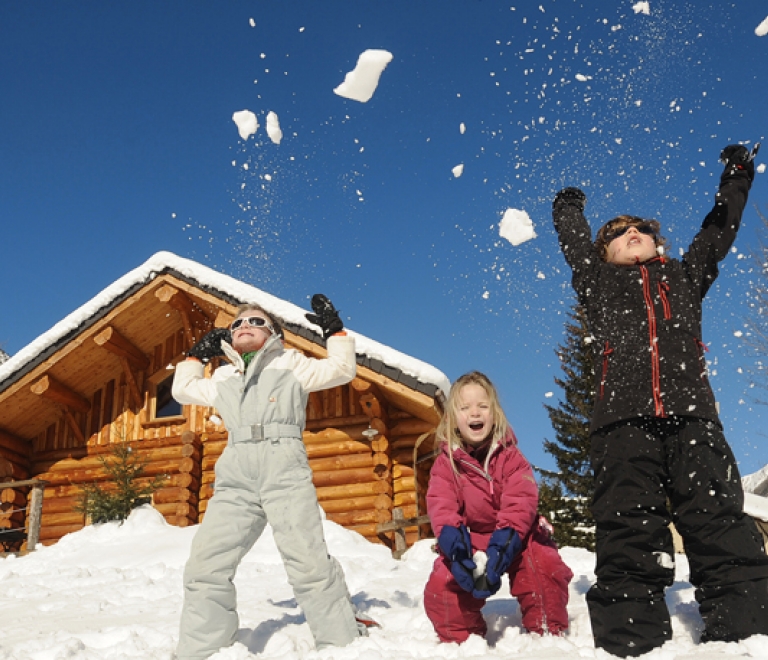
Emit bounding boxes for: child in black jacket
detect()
[552,144,768,657]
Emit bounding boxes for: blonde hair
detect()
[437,371,511,473]
[594,215,667,262]
[234,303,284,338]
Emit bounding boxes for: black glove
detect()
[305,294,344,339]
[554,187,587,211]
[187,328,232,363]
[720,144,755,182]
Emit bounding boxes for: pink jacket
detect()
[427,430,539,551]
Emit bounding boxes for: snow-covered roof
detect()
[0,251,450,398]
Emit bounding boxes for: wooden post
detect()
[27,482,46,551]
[376,507,431,559]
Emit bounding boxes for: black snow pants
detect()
[587,416,768,657]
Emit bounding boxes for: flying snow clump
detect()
[334,49,394,103]
[756,15,768,36]
[232,110,259,140]
[452,164,464,178]
[266,111,283,144]
[633,2,651,15]
[499,208,537,246]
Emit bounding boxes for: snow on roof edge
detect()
[0,251,450,397]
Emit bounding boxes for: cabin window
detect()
[143,364,186,426]
[155,373,182,418]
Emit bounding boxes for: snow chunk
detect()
[756,15,768,36]
[633,2,651,16]
[459,122,466,134]
[575,73,592,82]
[266,111,283,144]
[499,208,536,246]
[232,110,259,140]
[758,163,766,174]
[452,164,464,178]
[334,49,393,103]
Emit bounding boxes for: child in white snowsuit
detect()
[552,144,768,657]
[173,296,364,660]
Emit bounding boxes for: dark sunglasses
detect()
[604,223,656,243]
[231,316,271,331]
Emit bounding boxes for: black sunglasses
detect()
[231,316,271,331]
[604,223,656,243]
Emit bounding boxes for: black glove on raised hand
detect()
[554,187,587,212]
[187,328,232,363]
[720,144,755,183]
[305,294,344,339]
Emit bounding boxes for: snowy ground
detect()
[0,506,766,659]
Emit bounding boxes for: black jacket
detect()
[552,169,751,434]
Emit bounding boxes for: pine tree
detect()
[537,303,595,550]
[76,441,166,524]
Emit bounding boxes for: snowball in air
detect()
[756,15,768,36]
[633,2,651,16]
[266,111,283,144]
[452,164,464,178]
[232,110,259,140]
[334,49,393,103]
[499,208,537,246]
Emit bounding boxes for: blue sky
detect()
[2,1,767,476]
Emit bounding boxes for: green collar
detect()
[242,351,259,368]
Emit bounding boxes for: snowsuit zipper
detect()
[640,265,665,417]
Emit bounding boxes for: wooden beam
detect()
[155,284,212,346]
[119,357,143,410]
[30,375,90,414]
[93,326,150,370]
[63,410,85,444]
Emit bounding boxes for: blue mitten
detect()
[485,528,522,589]
[437,525,476,593]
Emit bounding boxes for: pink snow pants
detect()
[423,524,573,643]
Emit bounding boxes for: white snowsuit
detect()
[173,332,361,660]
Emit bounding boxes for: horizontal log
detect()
[390,419,435,437]
[33,434,197,464]
[202,439,227,457]
[38,522,84,542]
[41,511,86,527]
[325,508,390,527]
[394,476,415,494]
[0,514,25,527]
[36,458,193,487]
[0,457,30,480]
[315,480,392,501]
[392,464,415,479]
[393,491,417,507]
[309,453,380,473]
[306,439,374,459]
[305,414,370,431]
[33,445,199,475]
[305,425,383,445]
[312,467,389,489]
[41,495,81,515]
[153,487,197,506]
[319,495,391,514]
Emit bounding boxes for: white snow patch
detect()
[266,111,283,144]
[756,15,768,36]
[499,208,537,246]
[575,73,592,82]
[232,110,259,140]
[459,122,466,134]
[758,163,766,174]
[452,164,464,178]
[633,2,651,16]
[334,49,393,103]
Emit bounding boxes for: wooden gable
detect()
[0,268,444,553]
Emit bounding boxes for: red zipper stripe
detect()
[641,266,665,416]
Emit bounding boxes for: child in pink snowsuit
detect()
[424,371,573,643]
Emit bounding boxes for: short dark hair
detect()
[594,215,667,262]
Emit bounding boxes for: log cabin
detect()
[0,251,449,553]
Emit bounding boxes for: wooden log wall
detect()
[0,482,28,550]
[29,431,202,544]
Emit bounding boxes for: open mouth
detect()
[469,422,485,431]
